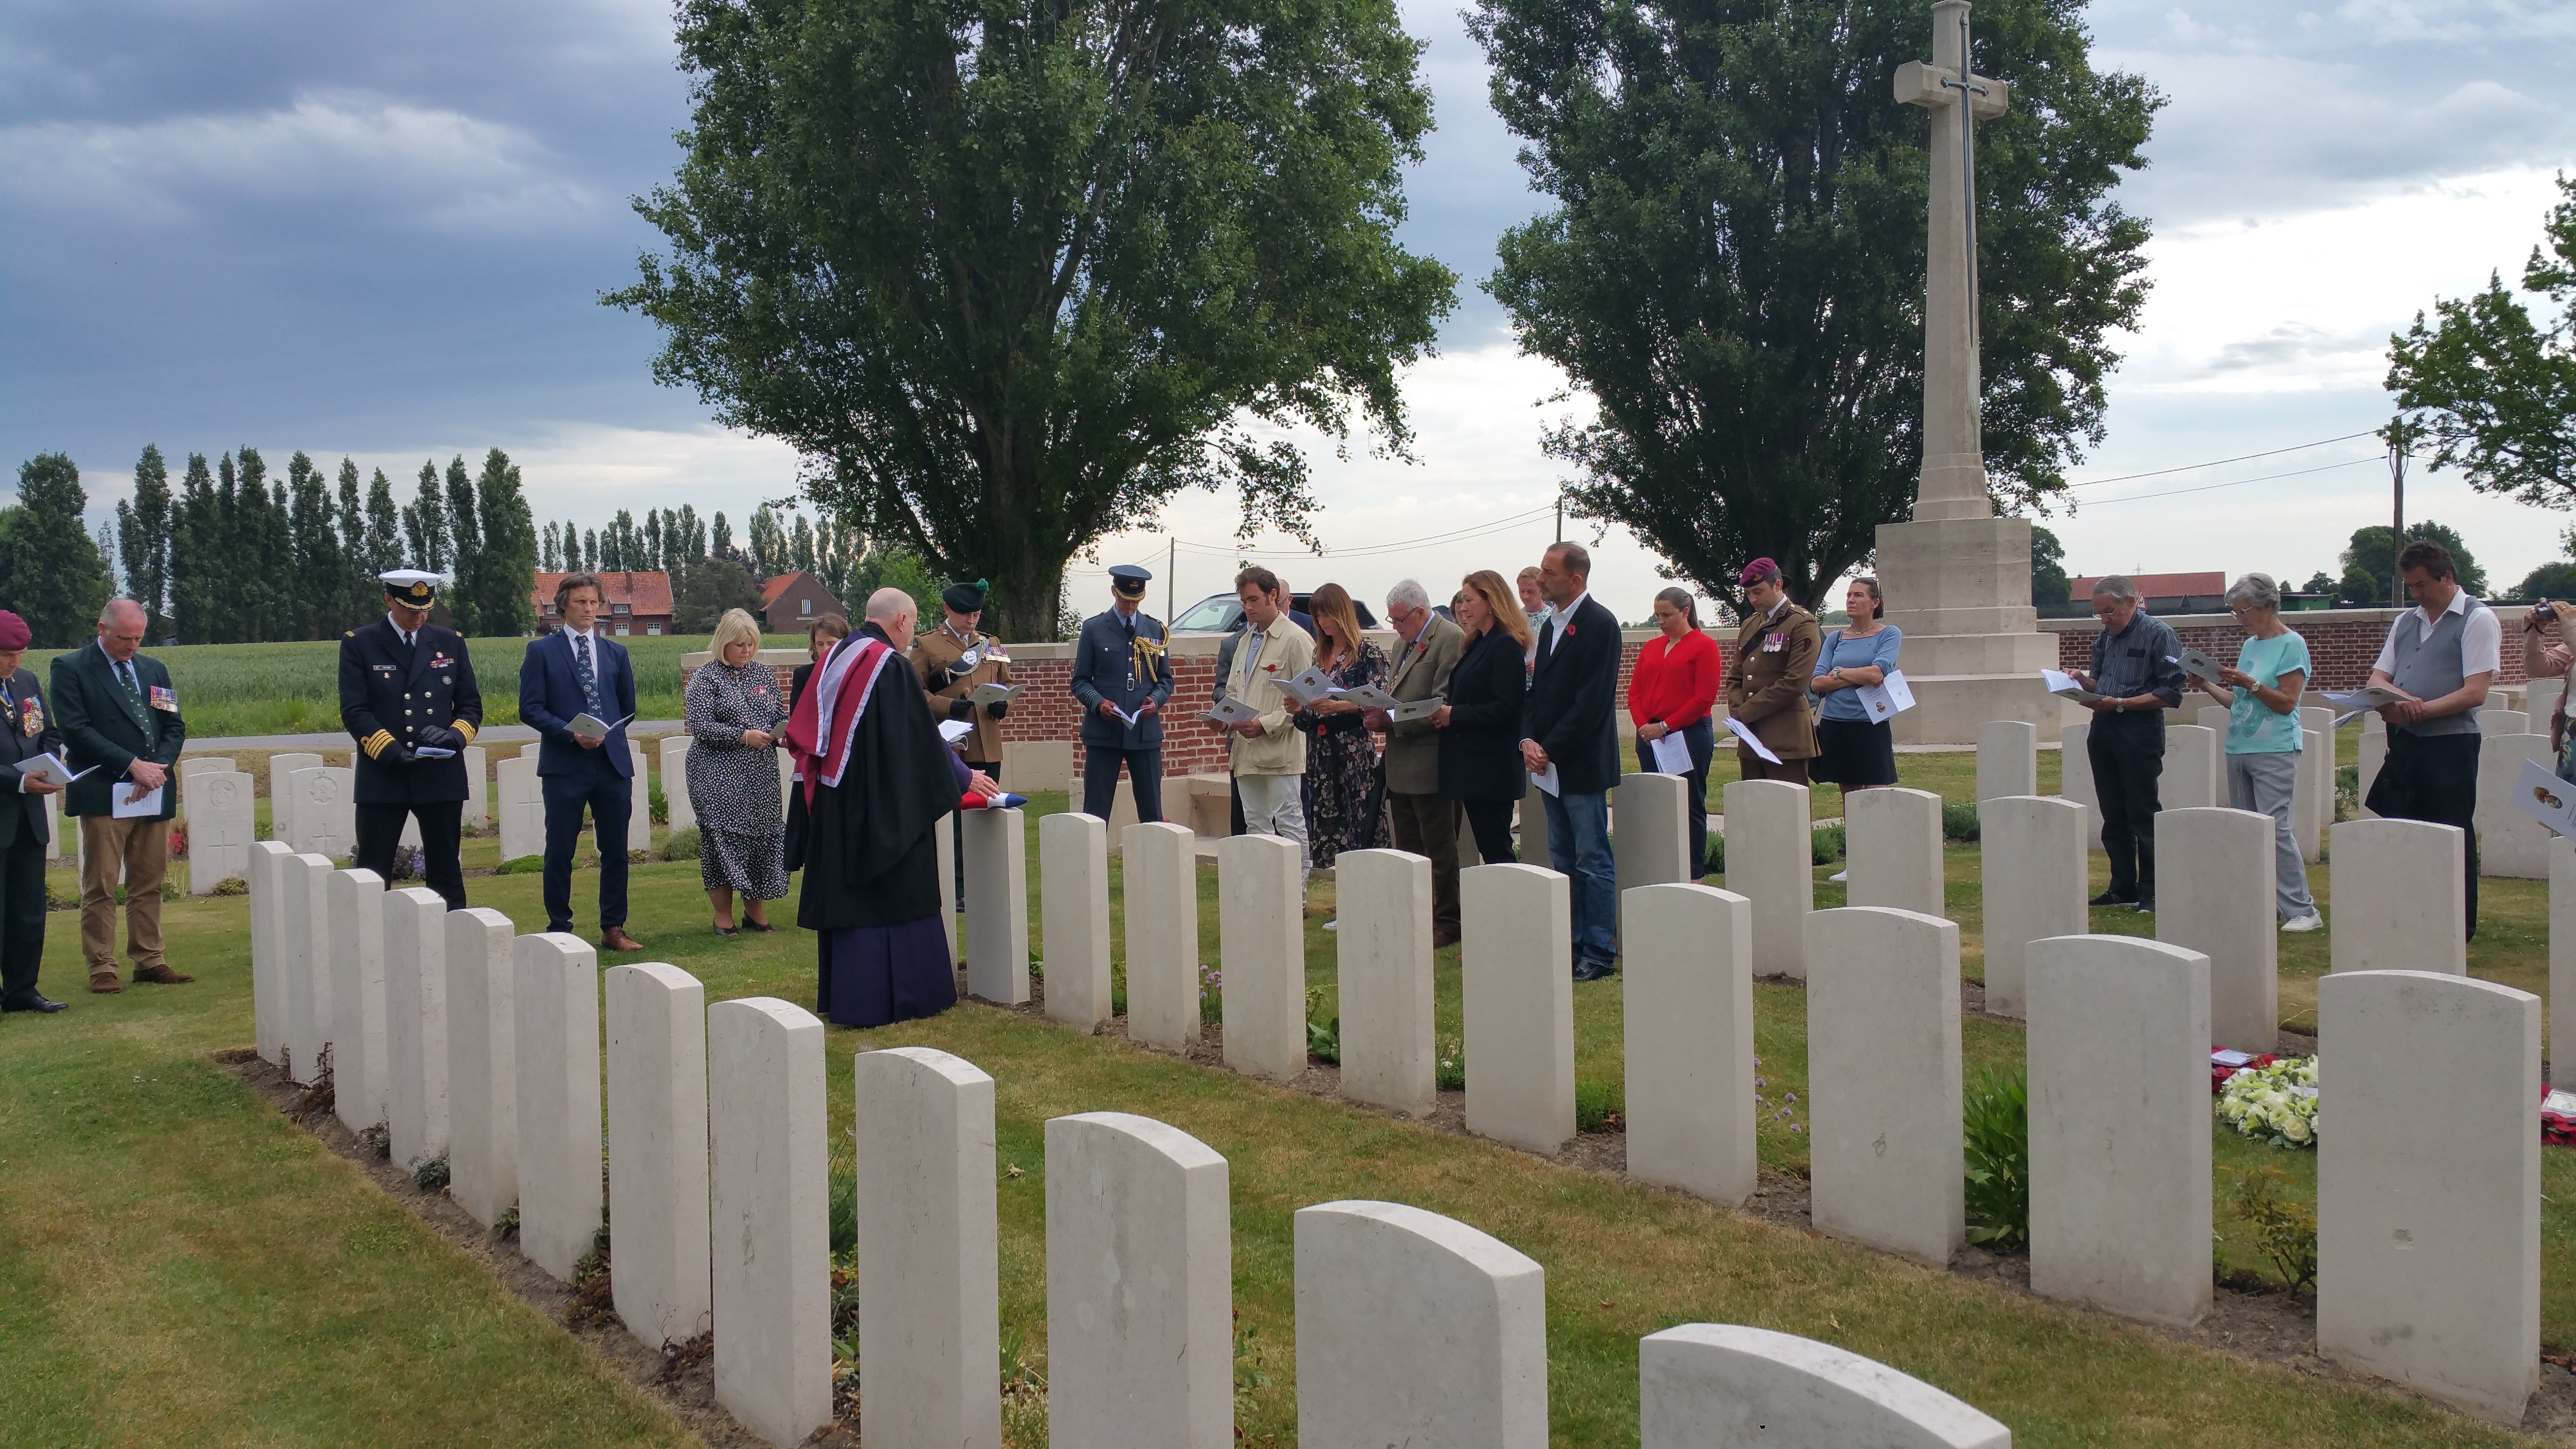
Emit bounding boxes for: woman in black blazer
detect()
[1436,569,1534,865]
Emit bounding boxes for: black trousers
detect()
[2088,712,2166,903]
[1082,746,1162,823]
[1459,796,1518,867]
[543,754,632,932]
[0,835,48,1003]
[356,800,467,911]
[2366,728,2482,940]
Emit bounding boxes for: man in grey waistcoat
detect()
[2363,538,2497,939]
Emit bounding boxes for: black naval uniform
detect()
[340,616,482,909]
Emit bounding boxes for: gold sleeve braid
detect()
[451,719,477,742]
[363,730,395,759]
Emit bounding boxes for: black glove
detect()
[947,696,975,721]
[414,724,461,751]
[986,699,1009,720]
[380,741,417,769]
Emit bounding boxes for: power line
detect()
[1162,502,1562,561]
[2079,454,2382,507]
[2067,431,2380,489]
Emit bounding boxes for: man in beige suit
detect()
[1218,566,1316,881]
[1366,579,1465,944]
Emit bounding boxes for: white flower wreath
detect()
[2216,1055,2319,1149]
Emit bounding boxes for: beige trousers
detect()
[80,814,168,976]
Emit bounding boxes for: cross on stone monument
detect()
[1871,0,2057,745]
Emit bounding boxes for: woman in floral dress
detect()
[684,609,789,934]
[1292,583,1392,869]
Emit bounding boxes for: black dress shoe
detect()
[2134,900,2156,915]
[2,992,67,1013]
[1571,960,1618,982]
[2087,890,2134,907]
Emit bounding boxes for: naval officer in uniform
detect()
[340,569,483,909]
[1068,563,1174,823]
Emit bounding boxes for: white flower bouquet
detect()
[2215,1055,2319,1149]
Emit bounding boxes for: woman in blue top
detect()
[2190,573,2320,932]
[1808,577,1902,791]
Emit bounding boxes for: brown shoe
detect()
[132,964,195,985]
[601,927,644,952]
[89,972,122,994]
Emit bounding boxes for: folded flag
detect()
[959,792,1029,811]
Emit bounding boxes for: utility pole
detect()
[1166,537,1175,621]
[2386,422,2411,608]
[1555,495,1563,544]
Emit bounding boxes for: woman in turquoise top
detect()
[2190,573,2319,930]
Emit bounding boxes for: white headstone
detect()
[627,741,651,853]
[2196,705,2230,735]
[178,753,228,791]
[658,735,694,835]
[2153,807,2277,1054]
[1040,811,1112,1030]
[777,749,794,817]
[514,933,603,1284]
[854,1046,999,1449]
[1462,862,1575,1154]
[186,768,254,893]
[289,767,356,859]
[268,751,322,843]
[1719,779,1812,977]
[935,802,958,960]
[1046,1112,1233,1449]
[48,781,77,865]
[607,962,713,1351]
[444,907,519,1228]
[2557,839,2576,1090]
[963,805,1030,1004]
[2478,708,2530,736]
[281,852,334,1086]
[1335,848,1436,1116]
[2057,722,2103,851]
[246,840,292,1065]
[1622,883,1755,1206]
[1522,772,1552,864]
[1805,906,1964,1266]
[1974,720,2037,802]
[1976,795,2087,1018]
[463,743,488,828]
[2477,732,2556,878]
[2288,727,2327,864]
[1295,1200,1546,1449]
[496,755,544,864]
[2328,819,2465,973]
[1122,821,1202,1052]
[381,886,449,1172]
[1639,1323,2011,1449]
[327,868,389,1134]
[2318,970,2540,1426]
[2027,934,2211,1327]
[2161,724,2220,812]
[1613,772,1689,902]
[2530,677,2565,728]
[710,998,831,1449]
[2358,714,2385,819]
[1845,786,1944,918]
[1219,832,1305,1081]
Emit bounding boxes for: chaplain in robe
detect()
[786,588,1000,1027]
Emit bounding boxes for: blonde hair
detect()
[709,608,763,658]
[1464,570,1532,650]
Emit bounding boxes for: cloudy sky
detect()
[3,0,2571,626]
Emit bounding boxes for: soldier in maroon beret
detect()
[0,610,70,1013]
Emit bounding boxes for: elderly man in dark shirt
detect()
[2072,576,2186,913]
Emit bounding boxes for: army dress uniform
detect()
[1067,564,1174,823]
[911,583,1015,774]
[340,572,483,910]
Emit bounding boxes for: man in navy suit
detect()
[518,573,644,951]
[1522,541,1624,981]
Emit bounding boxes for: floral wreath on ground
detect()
[2216,1055,2318,1149]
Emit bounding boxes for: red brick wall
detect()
[2045,611,2529,690]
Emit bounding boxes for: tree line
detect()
[541,500,950,634]
[1,445,538,649]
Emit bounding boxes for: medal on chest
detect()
[20,698,42,736]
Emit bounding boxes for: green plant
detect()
[494,1205,521,1240]
[2336,763,2359,822]
[412,1154,451,1193]
[1810,823,1845,866]
[648,781,669,825]
[493,855,545,875]
[1941,801,1980,842]
[660,827,701,863]
[1305,987,1340,1064]
[1574,1079,1623,1134]
[1705,829,1725,875]
[1198,963,1223,1026]
[999,1324,1049,1444]
[1434,1035,1465,1092]
[2221,1164,2318,1292]
[1961,1067,2029,1250]
[359,1124,390,1159]
[212,876,248,896]
[828,1169,857,1256]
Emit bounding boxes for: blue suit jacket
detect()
[518,628,637,777]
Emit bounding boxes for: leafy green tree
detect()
[2030,525,2070,610]
[284,451,346,638]
[2516,561,2576,602]
[115,443,174,639]
[442,455,480,619]
[405,461,447,572]
[2386,174,2576,508]
[364,468,403,580]
[7,453,113,647]
[708,512,732,564]
[2300,571,2334,596]
[2338,520,2485,605]
[464,448,539,636]
[168,452,220,643]
[610,0,1456,641]
[672,555,766,634]
[1471,0,2159,606]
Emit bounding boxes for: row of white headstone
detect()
[242,832,2020,1449]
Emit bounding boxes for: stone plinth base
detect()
[1874,516,2064,746]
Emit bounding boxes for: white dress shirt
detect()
[2371,588,2500,678]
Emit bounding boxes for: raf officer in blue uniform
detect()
[1069,564,1174,822]
[341,569,483,909]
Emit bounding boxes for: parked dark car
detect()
[1170,591,1379,634]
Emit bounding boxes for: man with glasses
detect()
[1366,580,1466,945]
[53,598,191,994]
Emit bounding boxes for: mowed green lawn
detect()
[23,633,812,740]
[0,746,2559,1447]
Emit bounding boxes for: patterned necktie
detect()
[118,660,142,708]
[575,634,603,714]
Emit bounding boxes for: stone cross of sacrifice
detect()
[1895,0,2012,524]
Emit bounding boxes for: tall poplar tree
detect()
[410,460,448,572]
[8,453,113,647]
[115,443,174,638]
[168,452,219,643]
[464,448,539,636]
[365,468,404,579]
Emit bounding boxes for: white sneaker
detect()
[2281,914,2323,934]
[1827,869,1848,883]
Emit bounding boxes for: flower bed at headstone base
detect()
[2216,1056,2318,1149]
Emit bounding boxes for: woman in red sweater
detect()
[1629,587,1724,878]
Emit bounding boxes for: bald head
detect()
[97,597,147,662]
[866,587,919,651]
